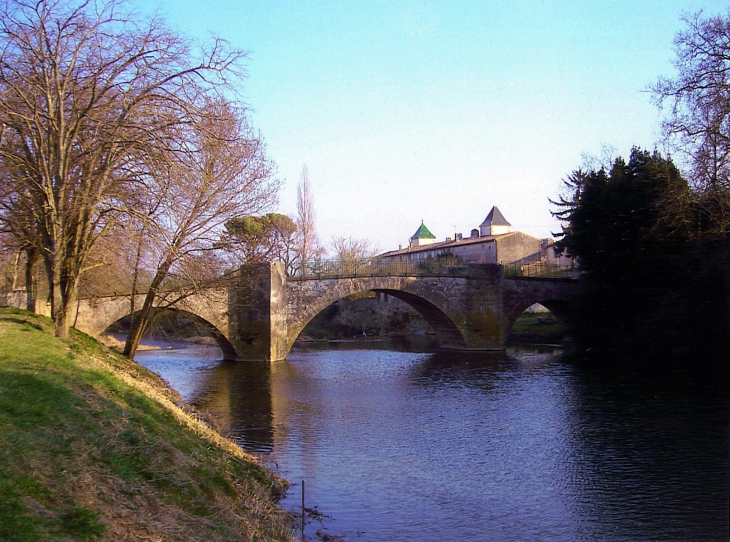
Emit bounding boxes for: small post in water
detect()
[301,480,305,540]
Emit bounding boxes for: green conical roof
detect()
[410,220,436,240]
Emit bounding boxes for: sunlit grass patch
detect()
[0,307,294,541]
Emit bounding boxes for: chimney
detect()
[455,233,463,241]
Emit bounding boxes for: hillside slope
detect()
[0,307,294,542]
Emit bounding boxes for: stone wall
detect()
[282,264,508,358]
[299,294,430,339]
[496,231,542,264]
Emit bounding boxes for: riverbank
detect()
[0,307,294,541]
[506,311,567,345]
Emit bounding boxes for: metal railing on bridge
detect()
[294,259,426,279]
[292,259,579,280]
[502,262,580,279]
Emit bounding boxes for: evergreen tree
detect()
[553,148,728,357]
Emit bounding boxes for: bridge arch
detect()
[267,264,526,362]
[287,285,468,352]
[374,290,467,347]
[502,277,576,337]
[101,308,238,361]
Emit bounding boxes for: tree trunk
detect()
[123,301,155,359]
[123,254,174,359]
[10,250,20,291]
[24,247,38,312]
[50,249,78,340]
[53,294,69,338]
[49,261,68,338]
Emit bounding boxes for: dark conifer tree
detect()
[553,148,728,358]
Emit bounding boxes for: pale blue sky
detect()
[133,0,726,253]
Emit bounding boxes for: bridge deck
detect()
[293,259,578,280]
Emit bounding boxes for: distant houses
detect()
[379,206,573,267]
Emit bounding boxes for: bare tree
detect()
[296,164,323,272]
[0,159,40,310]
[0,0,245,338]
[331,235,379,274]
[653,11,730,193]
[651,10,730,235]
[122,99,277,358]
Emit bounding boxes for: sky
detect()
[133,0,727,254]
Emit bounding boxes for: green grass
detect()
[0,307,294,541]
[508,311,567,344]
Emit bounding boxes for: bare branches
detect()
[295,164,322,269]
[0,0,250,337]
[652,10,730,195]
[330,236,379,264]
[121,98,277,358]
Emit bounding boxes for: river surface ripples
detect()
[136,342,729,541]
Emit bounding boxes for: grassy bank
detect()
[507,312,567,345]
[0,307,294,542]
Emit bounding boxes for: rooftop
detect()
[380,231,519,258]
[479,206,511,228]
[410,221,436,240]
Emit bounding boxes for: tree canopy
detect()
[0,0,260,338]
[652,10,730,234]
[553,149,728,357]
[224,213,297,274]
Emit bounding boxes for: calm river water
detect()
[135,341,729,541]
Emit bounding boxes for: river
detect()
[135,341,729,541]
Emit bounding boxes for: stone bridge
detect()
[232,262,577,361]
[5,262,577,361]
[11,289,238,360]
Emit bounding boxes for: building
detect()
[409,221,436,248]
[540,238,574,267]
[380,206,562,266]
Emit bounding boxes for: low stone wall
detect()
[300,294,430,339]
[0,291,26,308]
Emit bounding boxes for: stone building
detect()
[379,206,557,266]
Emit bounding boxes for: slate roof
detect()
[479,206,510,228]
[378,230,544,259]
[410,221,436,240]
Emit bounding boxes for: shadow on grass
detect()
[0,317,43,331]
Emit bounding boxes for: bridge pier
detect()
[230,263,289,362]
[426,264,507,352]
[2,262,575,362]
[229,262,576,362]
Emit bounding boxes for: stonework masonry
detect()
[232,263,576,361]
[3,262,577,362]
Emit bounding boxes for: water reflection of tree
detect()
[191,361,275,455]
[562,356,729,539]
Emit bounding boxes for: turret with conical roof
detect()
[409,220,436,248]
[479,206,511,236]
